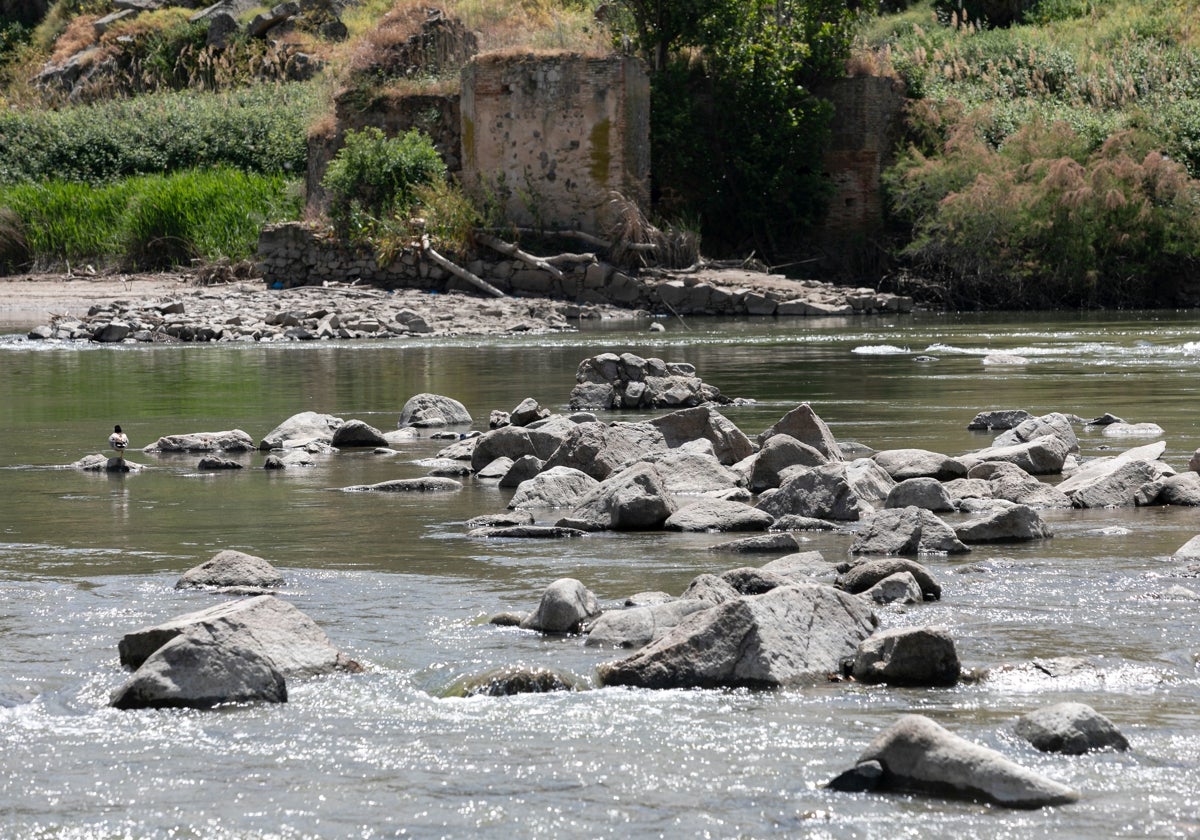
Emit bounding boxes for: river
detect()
[1,309,1198,838]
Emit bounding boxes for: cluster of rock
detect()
[568,353,735,411]
[73,395,473,473]
[111,550,359,709]
[82,356,1197,807]
[28,282,608,344]
[258,223,915,318]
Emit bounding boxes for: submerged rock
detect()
[519,578,601,634]
[836,714,1080,808]
[444,666,585,697]
[1014,702,1130,755]
[175,549,285,590]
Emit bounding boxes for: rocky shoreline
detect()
[12,265,915,344]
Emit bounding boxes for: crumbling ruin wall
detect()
[460,52,650,236]
[818,75,907,267]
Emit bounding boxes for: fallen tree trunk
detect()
[475,233,567,282]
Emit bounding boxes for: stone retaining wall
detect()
[257,223,913,316]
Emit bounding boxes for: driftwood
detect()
[474,233,567,281]
[420,237,505,298]
[482,227,611,250]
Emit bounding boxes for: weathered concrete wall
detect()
[460,52,650,236]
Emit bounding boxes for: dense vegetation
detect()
[862,0,1200,307]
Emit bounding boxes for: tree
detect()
[613,0,856,257]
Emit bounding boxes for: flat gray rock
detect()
[850,507,969,556]
[664,498,774,532]
[597,584,878,689]
[340,477,463,492]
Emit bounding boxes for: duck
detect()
[109,425,129,457]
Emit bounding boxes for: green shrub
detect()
[887,121,1200,307]
[321,126,446,239]
[0,83,316,185]
[0,169,301,270]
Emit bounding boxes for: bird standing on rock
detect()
[109,425,129,460]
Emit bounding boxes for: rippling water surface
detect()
[1,309,1198,838]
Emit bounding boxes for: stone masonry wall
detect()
[257,223,912,316]
[460,52,651,236]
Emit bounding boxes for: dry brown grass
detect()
[50,15,100,64]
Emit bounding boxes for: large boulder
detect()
[833,714,1080,807]
[849,507,969,556]
[664,498,774,532]
[259,412,344,450]
[967,409,1033,431]
[844,458,897,503]
[144,430,255,453]
[992,412,1078,452]
[508,466,599,510]
[597,583,878,689]
[519,578,601,633]
[648,405,754,465]
[1059,458,1160,508]
[836,557,942,600]
[707,532,807,554]
[175,549,285,590]
[1014,702,1130,755]
[1136,471,1200,506]
[755,464,866,521]
[330,419,390,448]
[961,434,1073,475]
[555,462,677,531]
[1171,535,1200,562]
[110,633,287,710]
[637,445,744,496]
[850,626,960,686]
[117,595,357,676]
[884,477,954,512]
[584,599,712,648]
[954,503,1051,543]
[397,393,472,428]
[756,403,843,461]
[469,418,576,471]
[541,420,669,480]
[967,461,1070,508]
[749,434,830,492]
[872,449,967,481]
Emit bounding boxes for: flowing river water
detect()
[1,309,1198,838]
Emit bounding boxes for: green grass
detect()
[0,168,302,270]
